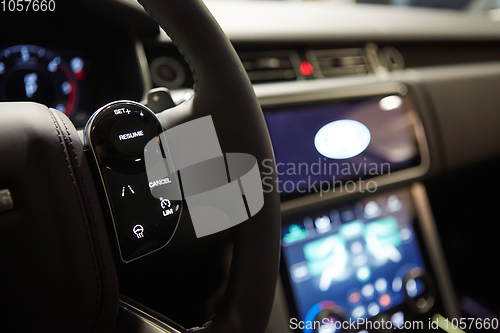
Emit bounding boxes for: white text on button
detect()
[149,177,171,188]
[118,130,144,141]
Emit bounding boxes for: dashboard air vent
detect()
[239,51,300,83]
[308,48,372,78]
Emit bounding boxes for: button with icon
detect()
[160,197,175,217]
[339,206,357,223]
[314,216,332,233]
[133,224,144,239]
[363,201,381,219]
[386,194,402,212]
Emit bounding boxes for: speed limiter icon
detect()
[144,116,264,238]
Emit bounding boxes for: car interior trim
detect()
[135,41,154,102]
[117,299,183,333]
[410,182,461,320]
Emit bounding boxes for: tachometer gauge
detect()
[0,45,78,115]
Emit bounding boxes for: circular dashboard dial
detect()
[0,45,78,115]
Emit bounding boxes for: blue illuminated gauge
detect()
[304,301,347,333]
[0,45,79,116]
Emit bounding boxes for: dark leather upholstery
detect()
[0,102,119,332]
[137,1,282,332]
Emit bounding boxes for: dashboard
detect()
[0,38,146,127]
[0,44,90,124]
[2,0,500,332]
[0,0,155,127]
[4,1,500,130]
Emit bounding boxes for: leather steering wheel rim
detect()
[0,1,280,332]
[137,0,282,332]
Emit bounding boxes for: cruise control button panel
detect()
[84,100,182,262]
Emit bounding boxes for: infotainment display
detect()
[281,189,431,332]
[264,94,422,196]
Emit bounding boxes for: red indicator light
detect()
[300,61,314,76]
[75,70,86,80]
[379,293,391,307]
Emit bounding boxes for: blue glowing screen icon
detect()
[314,119,371,159]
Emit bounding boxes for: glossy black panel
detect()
[85,101,182,262]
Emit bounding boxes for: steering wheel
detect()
[0,0,281,332]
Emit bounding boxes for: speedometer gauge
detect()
[0,45,78,115]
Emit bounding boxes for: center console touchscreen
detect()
[264,94,425,197]
[281,188,450,332]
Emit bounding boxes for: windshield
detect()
[210,0,500,12]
